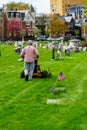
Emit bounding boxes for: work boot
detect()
[25,75,28,81]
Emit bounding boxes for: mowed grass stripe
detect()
[67,57,87,101]
[5,81,40,106]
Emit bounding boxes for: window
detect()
[51,4,56,12]
[26,22,30,27]
[14,31,16,36]
[21,12,25,20]
[11,13,14,18]
[7,12,11,18]
[16,12,20,18]
[85,19,87,23]
[0,8,2,16]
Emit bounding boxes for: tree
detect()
[84,0,87,5]
[49,14,68,37]
[33,27,40,36]
[82,6,87,41]
[75,30,80,36]
[6,2,29,10]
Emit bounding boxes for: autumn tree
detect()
[84,0,87,5]
[6,2,29,10]
[49,14,68,37]
[33,27,40,36]
[82,5,87,41]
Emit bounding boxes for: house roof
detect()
[58,16,74,23]
[58,16,66,22]
[64,16,73,23]
[30,5,35,12]
[75,18,82,27]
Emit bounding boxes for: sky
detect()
[0,0,50,14]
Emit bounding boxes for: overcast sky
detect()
[0,0,50,14]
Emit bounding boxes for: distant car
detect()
[47,37,52,41]
[35,36,47,41]
[47,37,60,41]
[75,36,85,41]
[0,38,9,41]
[0,38,2,41]
[71,36,84,41]
[60,36,70,41]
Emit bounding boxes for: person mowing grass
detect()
[21,40,39,81]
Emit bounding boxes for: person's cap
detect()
[28,40,32,45]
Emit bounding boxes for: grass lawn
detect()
[0,43,87,130]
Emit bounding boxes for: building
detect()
[0,8,4,40]
[6,5,36,40]
[50,0,83,15]
[23,5,36,39]
[67,5,87,37]
[67,5,85,18]
[81,7,87,40]
[58,5,87,36]
[0,5,36,41]
[35,14,51,36]
[6,10,22,40]
[58,15,76,35]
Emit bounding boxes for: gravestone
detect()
[15,47,22,55]
[65,49,70,56]
[52,47,55,59]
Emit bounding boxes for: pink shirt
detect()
[21,45,39,62]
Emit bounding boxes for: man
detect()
[21,40,39,81]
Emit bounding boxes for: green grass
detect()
[0,43,87,130]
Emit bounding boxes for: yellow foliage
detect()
[49,14,68,36]
[6,2,29,10]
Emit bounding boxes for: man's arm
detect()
[21,55,24,59]
[35,49,39,59]
[20,49,25,59]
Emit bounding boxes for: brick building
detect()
[0,8,3,40]
[0,5,36,41]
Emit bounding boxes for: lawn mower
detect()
[20,58,51,79]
